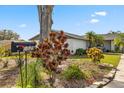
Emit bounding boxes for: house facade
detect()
[29,30,120,54]
[102,34,118,51]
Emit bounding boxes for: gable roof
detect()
[29,30,87,41]
[29,29,122,41]
[82,33,120,41]
[29,34,39,40]
[101,34,118,40]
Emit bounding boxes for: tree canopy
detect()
[0,29,19,40]
[86,31,104,48]
[86,31,96,48]
[114,33,124,52]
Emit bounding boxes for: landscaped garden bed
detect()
[15,52,120,88]
[53,54,120,88]
[0,31,122,88]
[0,53,121,88]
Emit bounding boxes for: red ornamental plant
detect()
[32,31,70,72]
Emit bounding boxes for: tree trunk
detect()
[38,5,53,42]
[38,6,43,42]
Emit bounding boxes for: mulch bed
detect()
[0,67,19,88]
[0,58,112,88]
[53,60,111,88]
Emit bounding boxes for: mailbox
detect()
[11,41,36,52]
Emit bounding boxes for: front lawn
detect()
[101,54,121,67]
[69,53,121,67]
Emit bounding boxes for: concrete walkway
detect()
[104,54,124,88]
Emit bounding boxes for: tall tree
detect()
[108,30,121,34]
[114,33,124,52]
[95,35,104,47]
[86,31,96,48]
[38,5,54,42]
[0,29,19,40]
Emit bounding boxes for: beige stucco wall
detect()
[111,40,115,51]
[103,40,111,51]
[103,40,116,51]
[67,38,87,54]
[30,38,87,54]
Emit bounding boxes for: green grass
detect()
[69,53,121,67]
[2,53,121,67]
[101,54,121,67]
[69,55,87,59]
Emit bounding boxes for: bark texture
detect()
[38,5,54,42]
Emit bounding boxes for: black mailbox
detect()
[11,41,36,52]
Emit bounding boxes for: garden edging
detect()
[87,68,117,88]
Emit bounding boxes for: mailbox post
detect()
[12,41,36,88]
[17,45,24,88]
[23,46,35,87]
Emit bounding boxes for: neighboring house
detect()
[100,34,118,51]
[29,30,120,53]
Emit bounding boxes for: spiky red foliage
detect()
[32,31,70,72]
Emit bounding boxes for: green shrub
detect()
[16,62,37,88]
[0,47,6,58]
[16,60,50,88]
[75,48,86,56]
[5,49,11,56]
[62,64,85,80]
[82,70,93,79]
[62,65,93,80]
